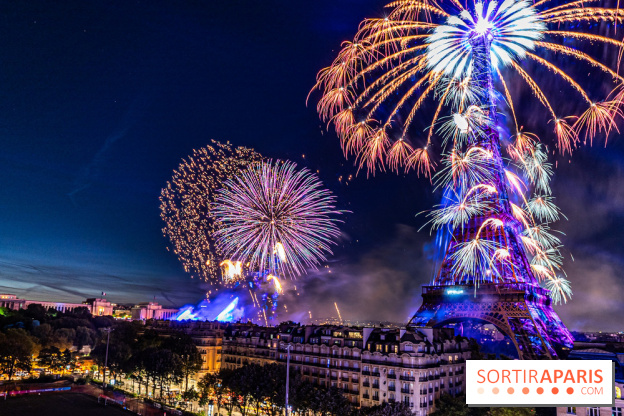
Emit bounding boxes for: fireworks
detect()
[212,160,344,277]
[313,0,624,303]
[159,140,262,284]
[313,0,623,170]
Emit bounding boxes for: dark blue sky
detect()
[1,1,623,330]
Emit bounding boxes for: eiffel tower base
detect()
[408,283,574,360]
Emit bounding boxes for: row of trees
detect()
[189,362,540,416]
[192,363,412,416]
[0,304,115,380]
[89,322,203,399]
[0,305,203,396]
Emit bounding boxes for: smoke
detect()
[281,224,434,324]
[549,147,624,331]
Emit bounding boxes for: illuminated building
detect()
[221,322,469,414]
[555,380,623,416]
[148,320,225,379]
[0,293,113,316]
[556,347,624,416]
[131,302,178,321]
[85,298,114,316]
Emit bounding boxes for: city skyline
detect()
[1,0,624,331]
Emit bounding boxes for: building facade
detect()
[556,380,623,416]
[149,320,225,379]
[131,302,178,321]
[221,322,469,415]
[0,293,114,316]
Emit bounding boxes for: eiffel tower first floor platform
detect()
[408,283,574,360]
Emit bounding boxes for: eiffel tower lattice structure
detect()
[408,31,574,360]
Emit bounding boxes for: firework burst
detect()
[212,160,344,278]
[159,141,262,285]
[312,0,623,170]
[313,0,623,303]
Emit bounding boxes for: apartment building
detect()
[221,322,469,415]
[149,320,225,378]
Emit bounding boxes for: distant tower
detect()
[408,31,573,359]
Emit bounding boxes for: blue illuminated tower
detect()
[408,31,574,359]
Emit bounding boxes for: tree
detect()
[0,329,35,381]
[163,333,203,391]
[39,346,64,372]
[199,370,233,415]
[359,401,412,416]
[430,394,471,416]
[183,387,200,412]
[75,326,96,351]
[489,408,535,416]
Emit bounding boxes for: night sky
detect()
[1,1,623,331]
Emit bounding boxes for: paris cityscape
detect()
[1,0,624,415]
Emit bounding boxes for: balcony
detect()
[372,372,381,377]
[388,399,396,403]
[418,377,428,382]
[330,376,338,380]
[400,375,416,381]
[428,388,433,393]
[372,384,380,390]
[435,387,439,392]
[449,383,454,388]
[420,403,427,408]
[342,377,349,382]
[363,394,370,399]
[363,382,370,387]
[420,390,427,395]
[401,388,412,394]
[362,371,371,376]
[388,386,395,392]
[372,396,380,402]
[387,373,396,379]
[440,372,446,377]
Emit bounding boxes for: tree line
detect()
[193,363,413,416]
[0,303,203,402]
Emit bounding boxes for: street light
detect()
[102,327,112,391]
[285,343,292,416]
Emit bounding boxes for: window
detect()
[376,344,382,352]
[404,344,413,352]
[613,408,623,416]
[566,408,576,415]
[587,408,600,416]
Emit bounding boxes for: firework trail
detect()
[212,160,344,278]
[313,0,624,303]
[160,140,262,286]
[335,302,344,325]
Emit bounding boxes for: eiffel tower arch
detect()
[409,30,574,359]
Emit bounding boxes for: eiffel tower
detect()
[408,31,574,359]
